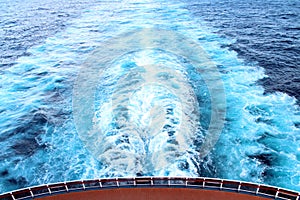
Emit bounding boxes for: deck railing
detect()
[0,177,299,200]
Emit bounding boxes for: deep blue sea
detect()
[0,0,300,193]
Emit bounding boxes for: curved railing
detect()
[0,177,299,200]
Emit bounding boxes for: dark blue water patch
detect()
[0,101,73,165]
[0,170,9,177]
[182,0,300,103]
[254,117,274,126]
[11,138,46,157]
[294,122,300,129]
[0,112,47,141]
[248,152,277,167]
[136,172,143,177]
[256,131,289,151]
[0,0,98,69]
[261,168,276,182]
[3,176,28,193]
[0,112,49,158]
[6,177,28,187]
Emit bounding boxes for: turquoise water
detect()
[0,0,299,193]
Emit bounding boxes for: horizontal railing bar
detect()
[0,177,299,200]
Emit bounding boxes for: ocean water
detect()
[183,0,300,102]
[0,0,300,193]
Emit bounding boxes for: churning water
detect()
[0,0,299,193]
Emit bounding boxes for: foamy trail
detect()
[73,29,225,177]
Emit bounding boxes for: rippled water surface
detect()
[183,0,300,101]
[0,0,299,193]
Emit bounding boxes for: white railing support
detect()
[64,182,69,192]
[99,179,103,188]
[82,181,85,190]
[116,178,120,187]
[256,185,260,195]
[10,193,15,200]
[237,182,241,193]
[47,185,51,194]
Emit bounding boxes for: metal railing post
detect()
[237,182,241,193]
[116,178,120,187]
[29,188,34,198]
[64,182,69,192]
[220,180,223,190]
[275,189,279,199]
[185,178,188,187]
[256,185,260,195]
[99,179,103,188]
[47,185,52,195]
[82,180,86,190]
[10,193,15,200]
[134,178,136,186]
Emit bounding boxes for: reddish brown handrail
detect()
[0,177,299,200]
